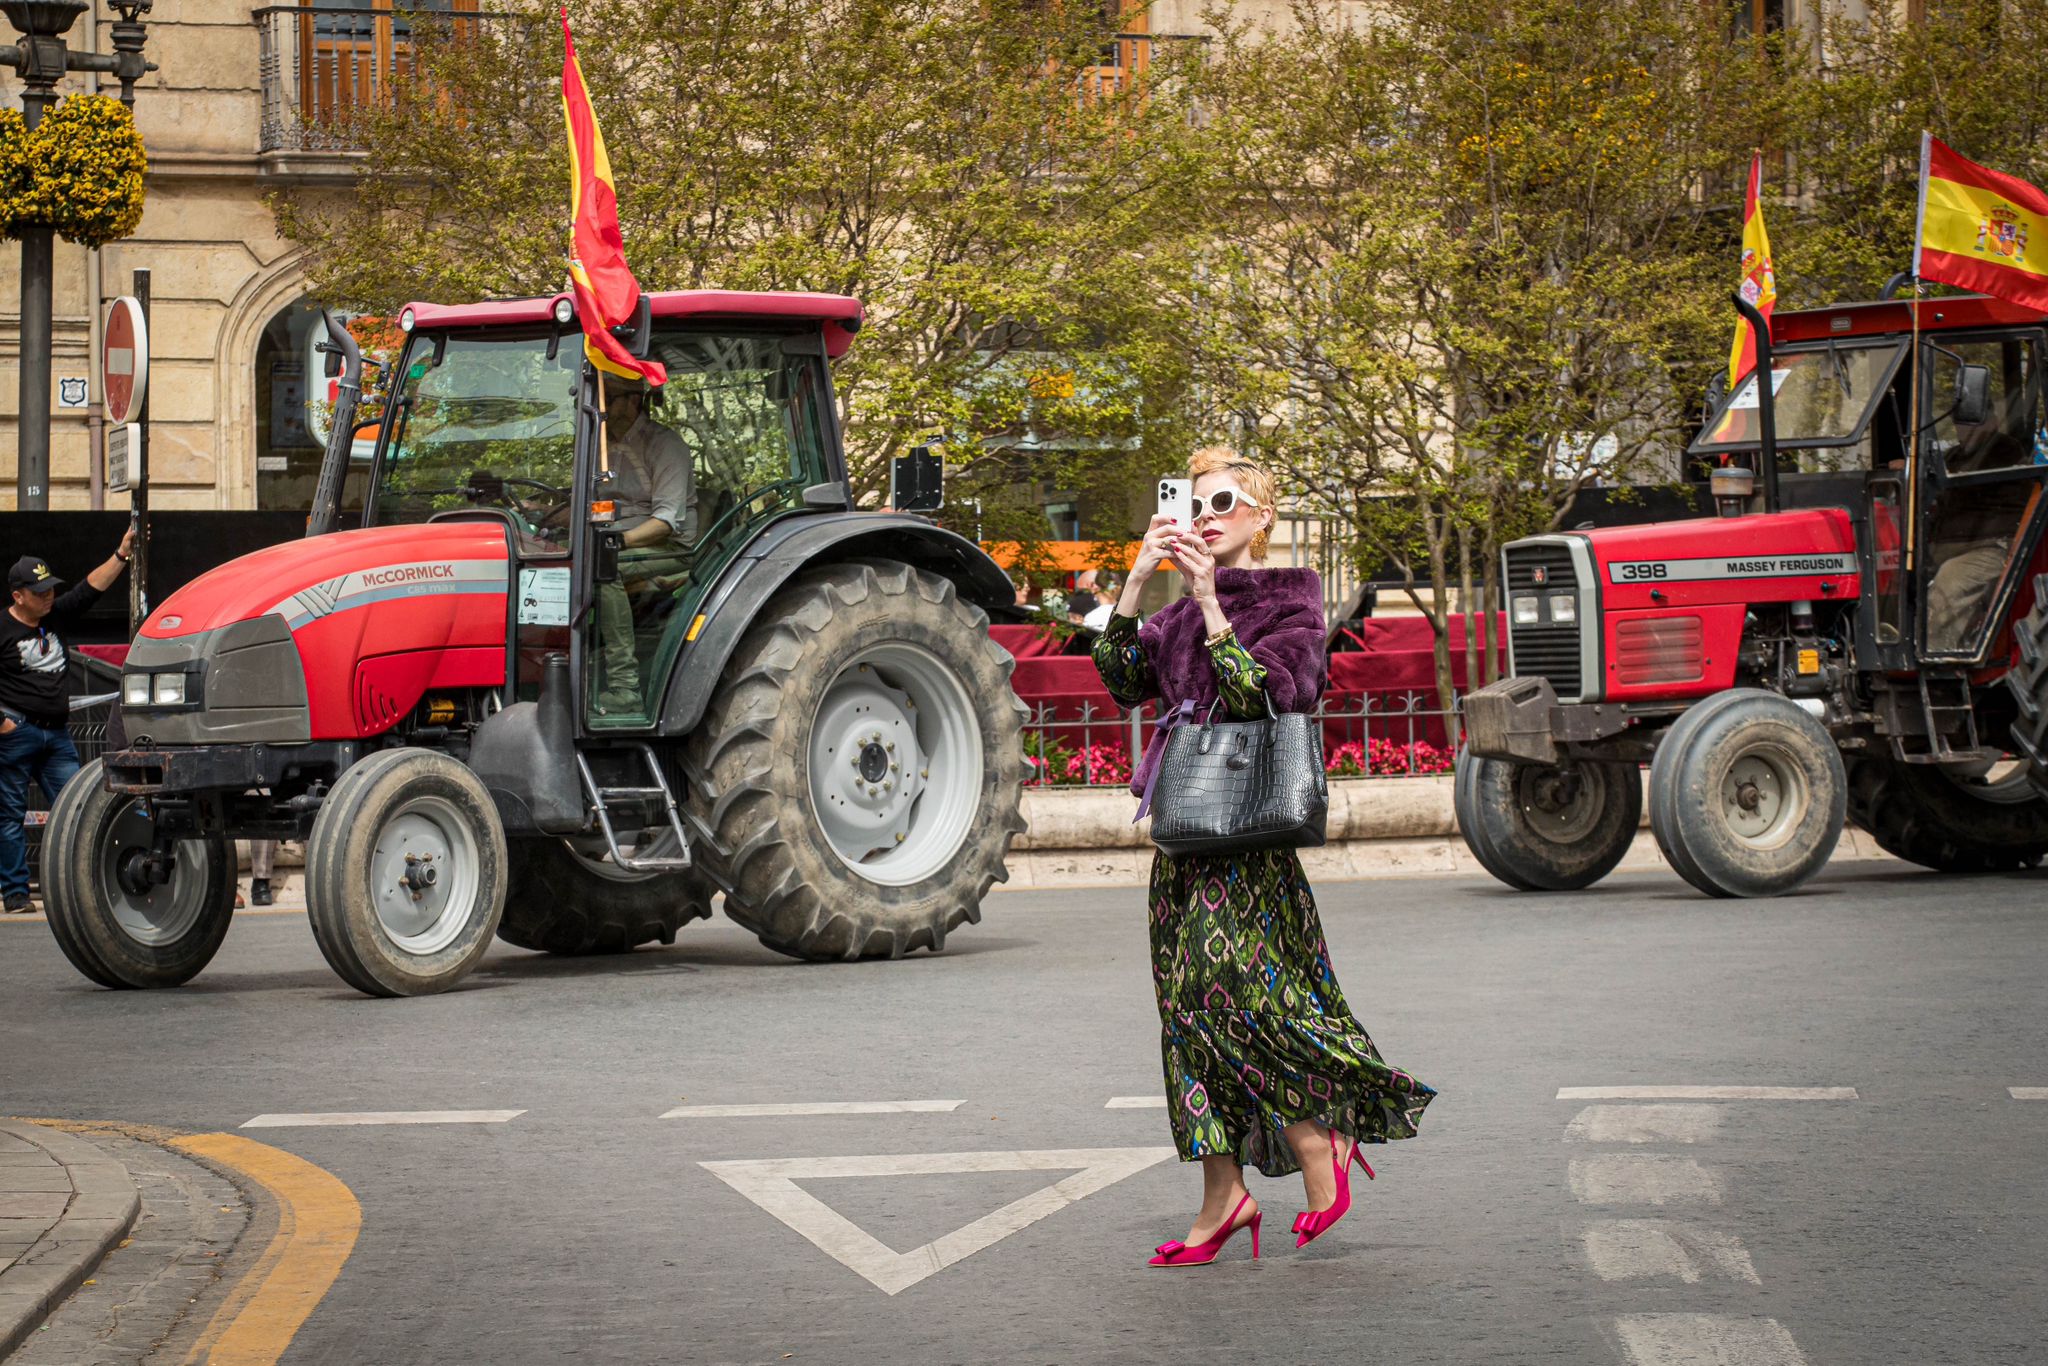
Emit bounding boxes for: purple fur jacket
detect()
[1120,566,1328,801]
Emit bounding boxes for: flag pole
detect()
[1904,130,1931,580]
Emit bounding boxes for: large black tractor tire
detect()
[1649,689,1845,898]
[1846,756,2048,872]
[2005,571,2048,797]
[40,759,236,990]
[306,748,507,997]
[496,837,713,955]
[683,559,1027,960]
[1453,748,1641,891]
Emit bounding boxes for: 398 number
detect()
[1612,562,1668,582]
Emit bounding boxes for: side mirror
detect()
[1955,363,1992,427]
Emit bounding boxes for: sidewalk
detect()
[0,1120,140,1359]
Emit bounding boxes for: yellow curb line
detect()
[168,1133,360,1366]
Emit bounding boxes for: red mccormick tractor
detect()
[1456,289,2048,897]
[41,291,1026,996]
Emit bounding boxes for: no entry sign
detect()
[104,296,149,425]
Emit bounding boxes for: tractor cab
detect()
[361,291,864,732]
[1687,294,2048,671]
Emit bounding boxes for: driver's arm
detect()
[620,428,695,550]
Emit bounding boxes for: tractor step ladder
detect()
[575,744,694,872]
[1900,671,1998,765]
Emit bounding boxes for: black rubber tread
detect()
[305,748,508,997]
[496,837,713,955]
[1452,750,1640,891]
[2005,571,2048,793]
[39,758,235,989]
[1452,749,1538,891]
[682,559,1028,960]
[1647,691,1758,895]
[1845,756,2048,872]
[1648,689,1846,899]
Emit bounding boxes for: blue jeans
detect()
[0,721,83,899]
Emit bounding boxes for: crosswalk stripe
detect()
[2010,1088,2048,1100]
[660,1101,964,1118]
[1612,1313,1808,1365]
[1104,1096,1167,1109]
[239,1111,525,1128]
[1558,1086,1857,1102]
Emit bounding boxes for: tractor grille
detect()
[1504,542,1586,700]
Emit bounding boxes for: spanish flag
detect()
[560,8,665,385]
[1727,154,1776,389]
[1914,134,2048,312]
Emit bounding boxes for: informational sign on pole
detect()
[104,296,149,426]
[106,423,140,493]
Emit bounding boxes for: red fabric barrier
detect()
[990,623,1068,659]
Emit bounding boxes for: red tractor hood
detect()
[1584,508,1861,611]
[140,525,510,640]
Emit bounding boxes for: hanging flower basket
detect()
[0,94,148,247]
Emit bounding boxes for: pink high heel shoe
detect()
[1293,1130,1375,1248]
[1148,1192,1262,1268]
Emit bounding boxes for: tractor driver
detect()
[1924,386,2035,651]
[595,374,697,716]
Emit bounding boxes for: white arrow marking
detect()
[2009,1087,2048,1100]
[661,1101,964,1118]
[1566,1105,1726,1144]
[1558,1086,1857,1101]
[701,1146,1176,1295]
[1584,1220,1762,1285]
[1611,1314,1809,1365]
[1104,1096,1167,1108]
[240,1110,524,1128]
[1569,1155,1725,1206]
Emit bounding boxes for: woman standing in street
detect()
[1093,448,1436,1267]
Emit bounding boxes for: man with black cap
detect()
[0,530,135,913]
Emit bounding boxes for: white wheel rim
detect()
[1719,746,1809,848]
[370,795,482,955]
[99,803,214,947]
[807,642,982,886]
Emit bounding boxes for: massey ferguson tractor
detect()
[1457,288,2048,897]
[40,290,1026,996]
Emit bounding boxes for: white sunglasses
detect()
[1191,487,1262,521]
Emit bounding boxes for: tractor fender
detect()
[655,512,1012,738]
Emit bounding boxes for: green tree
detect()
[276,0,1203,536]
[1182,0,1795,710]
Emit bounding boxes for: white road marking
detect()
[1558,1086,1857,1102]
[2009,1088,2048,1100]
[1612,1314,1809,1365]
[1569,1155,1725,1206]
[701,1146,1175,1296]
[1583,1220,1761,1285]
[1566,1105,1726,1144]
[660,1101,965,1119]
[1104,1096,1167,1109]
[239,1110,525,1128]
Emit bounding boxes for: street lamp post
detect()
[1,0,153,510]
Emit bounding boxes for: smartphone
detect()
[1157,478,1192,531]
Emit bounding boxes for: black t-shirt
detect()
[0,583,104,728]
[1068,590,1099,619]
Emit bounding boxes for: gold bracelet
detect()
[1205,625,1236,649]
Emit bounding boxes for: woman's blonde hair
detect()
[1188,446,1277,561]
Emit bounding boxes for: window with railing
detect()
[256,1,492,153]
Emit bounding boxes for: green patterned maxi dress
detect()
[1094,612,1437,1176]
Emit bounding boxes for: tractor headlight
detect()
[123,673,151,706]
[1549,595,1577,624]
[1512,596,1540,625]
[152,673,187,706]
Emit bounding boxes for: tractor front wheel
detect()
[306,748,507,997]
[1453,750,1640,891]
[1649,690,1845,898]
[496,837,713,955]
[40,758,236,989]
[685,559,1027,960]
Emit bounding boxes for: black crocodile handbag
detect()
[1149,698,1328,856]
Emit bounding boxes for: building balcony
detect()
[255,3,497,156]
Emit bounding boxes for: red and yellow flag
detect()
[561,8,665,386]
[1914,134,2048,312]
[1727,154,1777,389]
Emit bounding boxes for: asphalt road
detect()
[5,863,2046,1366]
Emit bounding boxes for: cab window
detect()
[1929,334,2047,474]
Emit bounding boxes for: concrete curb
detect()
[1001,775,1899,890]
[0,1120,141,1360]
